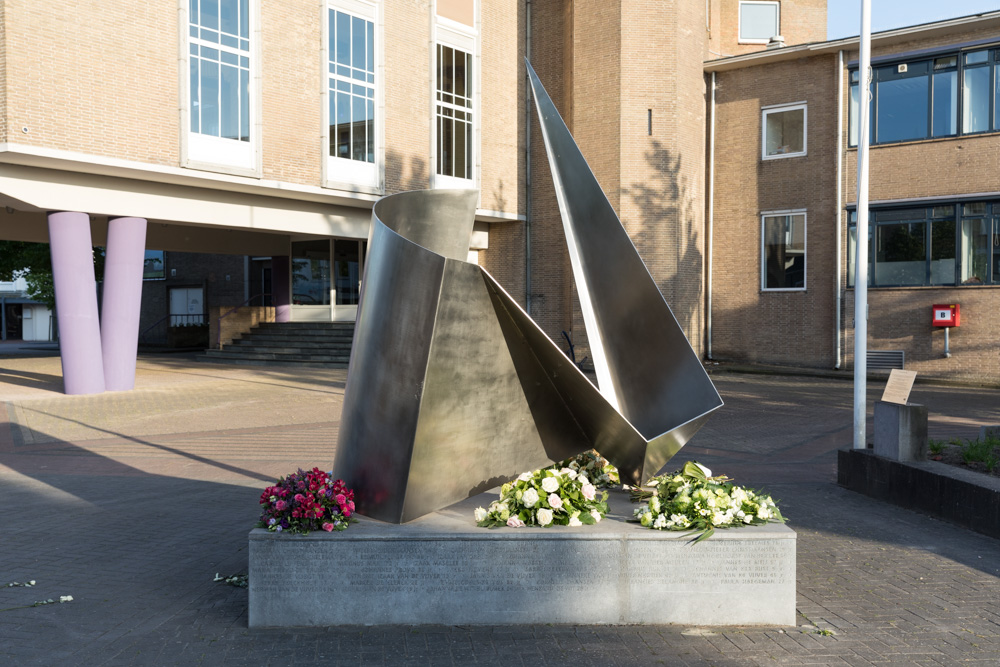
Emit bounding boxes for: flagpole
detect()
[853,0,872,449]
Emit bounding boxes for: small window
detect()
[436,43,474,182]
[739,1,779,43]
[761,212,806,290]
[762,104,806,159]
[143,251,165,280]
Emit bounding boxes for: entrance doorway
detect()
[3,303,22,340]
[290,238,366,322]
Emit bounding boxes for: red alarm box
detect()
[932,304,960,327]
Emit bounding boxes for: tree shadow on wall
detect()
[384,149,429,193]
[621,140,704,346]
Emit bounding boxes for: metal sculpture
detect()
[333,62,722,524]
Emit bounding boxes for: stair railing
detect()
[215,294,272,349]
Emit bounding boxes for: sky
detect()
[827,1,1000,40]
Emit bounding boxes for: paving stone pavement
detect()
[1,356,998,666]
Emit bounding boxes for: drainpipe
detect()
[524,0,533,315]
[706,71,716,359]
[835,50,844,369]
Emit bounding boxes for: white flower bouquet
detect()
[550,449,620,488]
[630,461,785,542]
[475,466,609,528]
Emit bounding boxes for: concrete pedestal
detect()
[249,491,796,627]
[874,401,927,462]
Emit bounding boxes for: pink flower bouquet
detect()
[258,468,357,534]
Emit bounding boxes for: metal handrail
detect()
[215,293,272,348]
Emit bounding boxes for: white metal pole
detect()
[854,0,873,449]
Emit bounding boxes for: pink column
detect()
[272,255,291,323]
[101,217,148,391]
[48,211,105,395]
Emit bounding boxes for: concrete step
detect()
[200,355,349,368]
[204,350,351,363]
[225,343,352,355]
[201,320,356,368]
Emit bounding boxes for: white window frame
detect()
[761,102,807,160]
[761,209,807,292]
[431,11,479,191]
[322,0,383,193]
[180,0,261,177]
[739,1,780,45]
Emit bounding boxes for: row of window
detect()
[850,47,1000,146]
[761,201,1000,292]
[848,202,1000,288]
[187,0,475,185]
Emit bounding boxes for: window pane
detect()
[366,99,374,162]
[876,222,925,285]
[930,218,956,285]
[934,56,957,70]
[994,219,1000,284]
[995,66,1000,131]
[740,2,778,40]
[239,0,249,38]
[220,0,238,35]
[352,16,365,73]
[764,108,804,156]
[877,76,929,142]
[336,91,350,158]
[932,70,957,136]
[201,59,220,136]
[239,68,249,141]
[763,215,805,289]
[965,50,989,65]
[291,240,331,306]
[190,58,200,133]
[849,83,859,146]
[200,0,218,30]
[335,12,350,67]
[143,250,165,280]
[963,66,989,133]
[352,95,366,161]
[220,63,239,140]
[961,219,989,284]
[454,117,467,179]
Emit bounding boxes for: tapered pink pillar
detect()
[101,217,147,391]
[48,211,105,395]
[272,255,291,323]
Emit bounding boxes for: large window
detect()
[845,203,1000,288]
[187,0,254,169]
[436,43,473,182]
[850,48,1000,146]
[739,1,779,44]
[762,103,806,159]
[762,212,806,290]
[327,2,377,187]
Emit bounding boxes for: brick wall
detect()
[711,54,839,367]
[712,0,827,58]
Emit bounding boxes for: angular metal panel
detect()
[526,60,723,481]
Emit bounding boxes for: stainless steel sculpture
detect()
[334,63,722,524]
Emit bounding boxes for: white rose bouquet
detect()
[550,449,620,488]
[630,461,785,542]
[475,467,609,528]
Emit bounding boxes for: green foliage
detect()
[928,439,945,455]
[0,241,104,311]
[960,438,998,464]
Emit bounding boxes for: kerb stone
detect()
[249,492,796,627]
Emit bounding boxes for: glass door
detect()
[332,239,366,321]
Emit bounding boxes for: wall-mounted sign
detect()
[932,303,960,327]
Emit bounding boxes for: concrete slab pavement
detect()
[1,357,998,665]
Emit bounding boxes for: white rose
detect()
[581,483,597,501]
[537,508,554,526]
[743,514,754,524]
[522,488,539,508]
[541,477,559,493]
[506,516,526,528]
[548,493,563,510]
[653,514,668,529]
[474,507,488,522]
[560,467,578,480]
[590,509,602,523]
[695,463,713,478]
[568,515,583,527]
[518,472,532,482]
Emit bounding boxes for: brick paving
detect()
[1,356,999,666]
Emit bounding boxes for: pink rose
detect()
[342,508,352,518]
[275,500,287,511]
[581,483,597,501]
[548,493,563,510]
[335,494,346,505]
[506,516,526,528]
[322,522,335,532]
[294,493,305,503]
